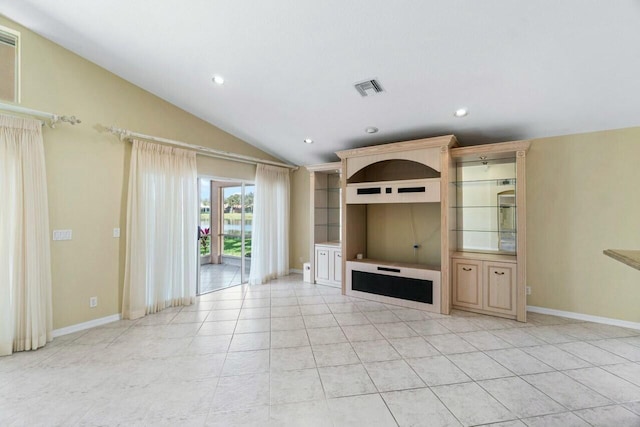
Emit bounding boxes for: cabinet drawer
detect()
[452,259,483,309]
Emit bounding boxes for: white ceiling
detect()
[2,1,639,166]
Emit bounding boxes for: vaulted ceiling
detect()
[2,1,639,165]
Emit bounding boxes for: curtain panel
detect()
[122,140,198,319]
[0,114,53,356]
[249,164,290,285]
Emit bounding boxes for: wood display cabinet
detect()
[306,162,342,288]
[452,254,517,317]
[450,140,530,321]
[336,136,458,314]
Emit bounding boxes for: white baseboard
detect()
[52,314,122,338]
[289,269,303,274]
[527,305,640,331]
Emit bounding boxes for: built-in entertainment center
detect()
[332,136,529,321]
[337,136,457,314]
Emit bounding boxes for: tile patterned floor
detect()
[199,262,243,294]
[2,274,640,426]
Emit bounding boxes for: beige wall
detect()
[527,127,640,322]
[366,203,441,266]
[1,16,279,329]
[289,168,310,270]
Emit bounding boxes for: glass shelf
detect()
[455,157,517,254]
[452,205,518,209]
[454,230,517,234]
[452,178,516,186]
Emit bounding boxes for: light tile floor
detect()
[2,274,640,426]
[199,263,242,293]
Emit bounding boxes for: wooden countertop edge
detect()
[603,249,640,271]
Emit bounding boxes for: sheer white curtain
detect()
[0,114,53,356]
[249,164,290,285]
[122,140,198,319]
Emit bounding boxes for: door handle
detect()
[462,267,472,271]
[494,271,505,275]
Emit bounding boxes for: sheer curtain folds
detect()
[249,164,290,285]
[0,114,53,356]
[123,140,198,319]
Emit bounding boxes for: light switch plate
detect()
[53,229,72,241]
[113,228,120,238]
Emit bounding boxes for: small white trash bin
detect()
[303,262,311,283]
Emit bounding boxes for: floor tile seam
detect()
[517,370,615,409]
[586,339,640,362]
[454,330,513,352]
[563,365,640,402]
[399,385,467,427]
[376,391,401,427]
[522,343,596,369]
[571,403,640,424]
[600,363,640,388]
[442,350,518,381]
[481,347,556,375]
[558,341,632,365]
[473,376,569,420]
[430,381,519,426]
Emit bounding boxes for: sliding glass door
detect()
[198,178,253,294]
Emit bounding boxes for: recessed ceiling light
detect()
[365,127,379,134]
[303,138,314,144]
[453,108,468,118]
[212,75,225,85]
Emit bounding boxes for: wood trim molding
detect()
[336,135,458,159]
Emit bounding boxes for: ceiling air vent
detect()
[355,79,384,97]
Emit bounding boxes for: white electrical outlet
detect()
[526,286,532,296]
[89,297,98,308]
[52,229,73,241]
[113,228,120,238]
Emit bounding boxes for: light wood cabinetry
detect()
[306,162,342,288]
[336,136,458,314]
[450,140,529,321]
[452,255,517,317]
[484,260,517,316]
[452,258,483,309]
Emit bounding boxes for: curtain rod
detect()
[0,102,81,127]
[107,126,298,170]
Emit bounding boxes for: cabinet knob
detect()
[462,267,473,271]
[494,271,505,275]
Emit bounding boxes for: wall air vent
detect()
[354,79,384,97]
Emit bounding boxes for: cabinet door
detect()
[332,250,342,284]
[484,262,516,315]
[452,259,483,309]
[316,248,330,281]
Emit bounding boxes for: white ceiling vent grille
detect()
[354,79,384,97]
